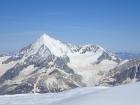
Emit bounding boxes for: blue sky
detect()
[0,0,140,53]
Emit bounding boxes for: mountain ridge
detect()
[0,33,139,95]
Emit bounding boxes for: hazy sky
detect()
[0,0,140,53]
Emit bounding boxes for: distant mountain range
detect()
[116,52,140,60]
[0,33,140,95]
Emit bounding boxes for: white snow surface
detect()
[31,33,119,86]
[32,33,71,57]
[0,34,120,86]
[0,82,139,105]
[0,56,17,77]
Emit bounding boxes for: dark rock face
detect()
[79,45,100,54]
[0,68,85,95]
[0,63,29,83]
[136,66,140,78]
[6,84,34,95]
[99,60,140,86]
[0,54,7,57]
[0,34,138,95]
[97,52,120,64]
[0,47,85,95]
[2,56,22,64]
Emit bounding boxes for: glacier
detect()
[0,33,140,95]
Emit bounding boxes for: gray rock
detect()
[99,60,140,86]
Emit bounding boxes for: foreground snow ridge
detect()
[0,82,139,105]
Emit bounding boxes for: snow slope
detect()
[0,33,120,92]
[0,82,139,105]
[30,33,71,57]
[0,56,17,77]
[0,33,140,95]
[56,83,140,105]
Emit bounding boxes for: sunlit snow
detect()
[0,82,139,105]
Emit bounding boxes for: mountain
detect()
[0,33,139,95]
[98,59,140,86]
[116,52,140,60]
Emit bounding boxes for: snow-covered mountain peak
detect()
[23,33,119,61]
[0,33,138,95]
[32,33,70,57]
[38,33,57,45]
